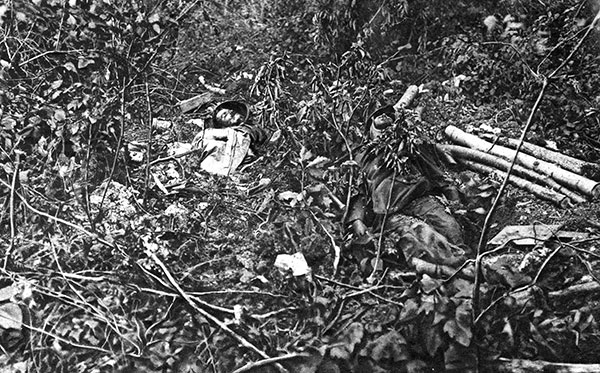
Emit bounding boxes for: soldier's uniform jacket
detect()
[347,117,466,266]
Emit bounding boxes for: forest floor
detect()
[2,1,600,373]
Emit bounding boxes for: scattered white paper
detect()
[274,253,311,276]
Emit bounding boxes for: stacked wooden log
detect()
[437,125,600,207]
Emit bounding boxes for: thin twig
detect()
[96,77,127,215]
[442,240,511,283]
[175,0,203,23]
[567,244,600,260]
[145,250,288,373]
[368,168,396,283]
[548,10,600,79]
[231,352,312,373]
[3,153,19,270]
[18,49,92,67]
[35,285,137,355]
[536,26,588,75]
[251,307,300,320]
[0,178,124,255]
[472,77,548,321]
[481,41,538,78]
[574,252,600,285]
[137,285,296,320]
[143,79,153,207]
[340,89,368,226]
[473,7,600,327]
[441,259,476,283]
[473,286,533,326]
[83,117,95,231]
[314,274,404,306]
[26,322,130,356]
[308,209,341,275]
[530,244,563,285]
[54,0,66,50]
[0,299,141,360]
[148,147,204,166]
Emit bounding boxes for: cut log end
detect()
[582,163,600,182]
[592,184,600,199]
[444,125,600,198]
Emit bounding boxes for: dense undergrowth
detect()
[1,0,600,372]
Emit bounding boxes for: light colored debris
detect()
[191,127,252,176]
[489,225,589,246]
[393,84,419,111]
[177,92,214,113]
[274,253,310,276]
[152,118,172,131]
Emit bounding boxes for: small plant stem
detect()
[472,77,548,321]
[97,77,127,215]
[143,79,153,207]
[340,89,367,225]
[368,169,396,283]
[146,250,288,372]
[471,10,600,371]
[472,6,600,325]
[308,210,341,275]
[231,353,311,373]
[54,0,66,50]
[83,117,95,231]
[0,178,125,255]
[18,49,92,67]
[548,9,600,79]
[3,153,19,270]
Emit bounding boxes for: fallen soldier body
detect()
[346,108,469,273]
[346,109,534,287]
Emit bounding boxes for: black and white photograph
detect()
[1,0,600,371]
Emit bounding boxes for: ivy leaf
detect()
[50,79,63,90]
[54,109,66,121]
[63,62,77,72]
[78,57,94,69]
[0,303,23,330]
[443,318,472,347]
[399,298,419,321]
[501,317,514,346]
[306,155,329,169]
[444,343,476,370]
[424,324,443,356]
[444,343,462,368]
[364,330,409,362]
[529,322,557,355]
[452,279,473,299]
[420,274,441,294]
[0,286,18,302]
[472,207,487,215]
[299,146,313,162]
[419,294,436,315]
[433,311,446,326]
[329,322,364,359]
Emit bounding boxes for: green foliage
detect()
[0,0,184,193]
[1,0,600,371]
[397,277,476,364]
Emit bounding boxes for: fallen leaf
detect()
[330,322,364,359]
[0,303,23,330]
[0,286,18,302]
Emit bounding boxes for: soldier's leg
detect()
[405,196,464,246]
